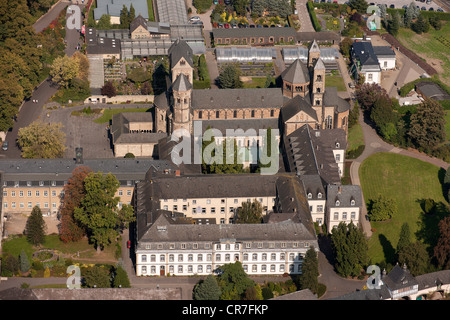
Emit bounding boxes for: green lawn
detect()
[323,16,340,31]
[326,75,346,92]
[347,122,364,152]
[242,77,273,88]
[359,152,447,265]
[397,22,450,86]
[94,107,152,124]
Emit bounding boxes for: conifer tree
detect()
[193,274,222,300]
[299,247,319,294]
[25,206,47,246]
[19,250,30,273]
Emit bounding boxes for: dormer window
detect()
[307,193,312,199]
[351,199,355,206]
[335,200,340,206]
[335,142,340,148]
[318,192,322,199]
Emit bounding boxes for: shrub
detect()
[307,1,322,31]
[124,153,135,158]
[346,144,365,159]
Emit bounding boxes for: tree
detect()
[128,3,135,22]
[193,274,222,300]
[74,172,135,251]
[233,0,248,16]
[398,241,430,276]
[429,15,442,30]
[349,0,369,13]
[112,265,131,288]
[340,37,353,58]
[50,55,79,88]
[408,98,446,152]
[236,200,263,224]
[96,14,112,29]
[101,81,117,98]
[299,247,319,294]
[388,12,400,36]
[218,65,243,89]
[218,261,255,300]
[434,216,450,269]
[397,223,411,255]
[19,250,30,273]
[193,0,212,13]
[120,5,129,28]
[412,14,429,34]
[355,83,389,111]
[25,206,47,246]
[59,166,93,243]
[17,121,66,158]
[83,266,111,288]
[0,75,24,131]
[370,95,397,140]
[331,222,368,277]
[368,194,397,221]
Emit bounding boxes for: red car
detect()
[127,240,131,249]
[224,23,230,29]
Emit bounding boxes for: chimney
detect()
[338,186,341,194]
[175,170,181,177]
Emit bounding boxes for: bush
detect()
[307,1,322,31]
[317,283,327,298]
[124,153,135,158]
[346,144,365,159]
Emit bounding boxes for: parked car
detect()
[2,141,8,151]
[421,6,426,10]
[189,16,201,22]
[437,7,443,11]
[429,7,434,10]
[224,23,230,29]
[127,240,131,249]
[348,82,355,89]
[249,24,256,28]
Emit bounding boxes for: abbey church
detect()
[153,39,350,137]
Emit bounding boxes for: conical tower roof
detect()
[171,73,192,92]
[309,39,320,53]
[281,59,310,84]
[314,58,325,70]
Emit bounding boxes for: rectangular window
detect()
[351,212,356,220]
[334,212,339,220]
[19,191,24,197]
[27,191,32,197]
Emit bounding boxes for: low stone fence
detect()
[84,95,154,104]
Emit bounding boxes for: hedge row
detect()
[386,8,450,21]
[307,1,322,32]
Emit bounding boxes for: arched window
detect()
[325,115,333,129]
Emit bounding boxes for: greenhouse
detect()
[282,47,339,70]
[215,47,277,63]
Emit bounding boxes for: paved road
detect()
[296,0,315,32]
[0,3,84,160]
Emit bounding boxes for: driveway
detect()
[296,0,315,32]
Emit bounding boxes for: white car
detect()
[189,16,201,22]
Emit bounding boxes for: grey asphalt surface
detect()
[0,2,84,160]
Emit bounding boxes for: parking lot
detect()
[331,0,445,11]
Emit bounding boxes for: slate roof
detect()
[138,210,317,244]
[284,126,344,185]
[309,39,320,53]
[382,264,418,292]
[270,289,318,300]
[130,14,147,33]
[111,112,168,144]
[191,88,285,110]
[314,58,326,70]
[415,270,450,291]
[281,59,310,84]
[352,41,380,67]
[323,87,351,113]
[200,118,280,135]
[281,95,318,123]
[168,39,194,68]
[0,158,175,183]
[373,46,396,58]
[300,174,326,201]
[171,73,192,92]
[150,173,279,199]
[326,184,362,208]
[296,31,340,43]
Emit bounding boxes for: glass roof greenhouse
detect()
[215,47,277,63]
[282,47,339,63]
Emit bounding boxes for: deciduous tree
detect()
[408,98,446,152]
[17,121,66,158]
[368,194,397,221]
[59,166,93,243]
[74,172,135,251]
[236,199,263,224]
[50,55,79,88]
[218,261,255,300]
[434,216,450,269]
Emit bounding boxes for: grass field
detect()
[94,107,152,124]
[1,234,118,262]
[326,75,346,92]
[242,77,270,88]
[397,22,450,86]
[347,123,364,152]
[359,152,447,265]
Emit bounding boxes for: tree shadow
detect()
[437,168,448,202]
[415,201,449,257]
[378,234,396,265]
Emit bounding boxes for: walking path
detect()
[296,0,315,32]
[350,109,449,238]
